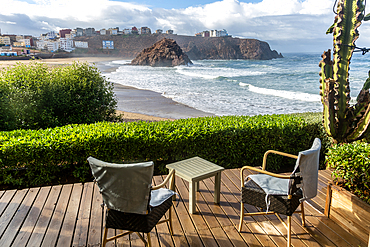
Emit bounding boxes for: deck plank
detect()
[72,182,94,247]
[0,187,39,247]
[26,185,62,247]
[41,184,73,247]
[11,186,51,247]
[0,188,29,238]
[87,183,103,247]
[56,183,83,247]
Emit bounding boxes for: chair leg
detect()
[300,202,306,227]
[238,202,245,232]
[102,227,108,247]
[147,232,152,247]
[168,206,173,235]
[287,216,291,247]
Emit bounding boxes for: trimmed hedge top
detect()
[0,113,327,188]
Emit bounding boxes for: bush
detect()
[0,61,119,130]
[326,142,370,204]
[0,113,329,188]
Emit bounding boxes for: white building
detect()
[74,41,88,48]
[36,40,48,50]
[47,41,59,52]
[102,40,114,49]
[109,28,118,35]
[123,29,131,35]
[100,29,107,35]
[210,29,229,37]
[59,38,74,52]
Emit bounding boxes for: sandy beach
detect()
[0,56,214,121]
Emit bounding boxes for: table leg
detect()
[169,169,176,201]
[214,172,221,204]
[189,180,196,214]
[195,181,199,192]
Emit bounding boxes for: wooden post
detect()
[324,183,332,217]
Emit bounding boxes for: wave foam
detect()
[239,82,321,102]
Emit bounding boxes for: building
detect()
[47,31,57,39]
[59,29,72,38]
[59,38,73,52]
[156,29,163,34]
[47,41,60,52]
[140,27,151,34]
[74,41,88,48]
[123,28,131,35]
[76,28,83,37]
[100,29,107,35]
[102,40,114,49]
[0,36,11,45]
[131,27,139,35]
[36,40,48,50]
[166,30,174,34]
[210,29,228,37]
[85,28,95,36]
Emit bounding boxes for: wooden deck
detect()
[0,168,367,247]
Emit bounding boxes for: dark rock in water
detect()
[130,38,192,67]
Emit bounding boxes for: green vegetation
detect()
[0,112,328,188]
[319,0,370,143]
[326,142,370,204]
[0,61,120,130]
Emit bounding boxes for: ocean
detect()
[101,53,370,116]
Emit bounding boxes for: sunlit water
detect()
[101,53,370,116]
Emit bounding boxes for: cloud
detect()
[1,0,370,52]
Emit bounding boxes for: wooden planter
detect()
[325,182,370,245]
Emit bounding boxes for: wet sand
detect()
[0,57,215,121]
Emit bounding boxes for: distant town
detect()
[0,26,230,57]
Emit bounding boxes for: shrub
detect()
[326,142,370,204]
[0,113,328,188]
[0,61,119,130]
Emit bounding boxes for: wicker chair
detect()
[87,157,176,247]
[238,138,321,247]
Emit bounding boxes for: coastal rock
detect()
[73,34,283,60]
[130,38,192,67]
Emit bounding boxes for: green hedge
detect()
[0,61,119,131]
[0,112,328,188]
[326,142,370,204]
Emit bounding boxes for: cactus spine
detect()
[319,0,370,143]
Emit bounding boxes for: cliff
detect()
[131,38,192,67]
[73,34,283,60]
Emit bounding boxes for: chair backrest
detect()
[87,156,154,215]
[292,138,321,201]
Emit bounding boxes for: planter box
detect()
[325,182,370,246]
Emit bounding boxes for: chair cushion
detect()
[105,197,173,233]
[242,179,302,216]
[150,188,176,207]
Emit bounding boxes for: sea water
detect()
[102,53,370,116]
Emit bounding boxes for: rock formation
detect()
[130,38,192,67]
[73,34,283,60]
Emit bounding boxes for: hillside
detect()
[73,34,283,60]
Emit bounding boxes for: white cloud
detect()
[1,0,370,52]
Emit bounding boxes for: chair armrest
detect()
[240,165,291,187]
[262,150,298,170]
[152,169,175,190]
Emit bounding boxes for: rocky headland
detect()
[72,34,283,60]
[131,38,192,67]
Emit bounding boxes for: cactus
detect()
[319,0,370,143]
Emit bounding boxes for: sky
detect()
[1,0,370,53]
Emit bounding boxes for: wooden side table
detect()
[166,156,224,214]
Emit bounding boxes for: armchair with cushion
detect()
[87,156,176,247]
[238,138,321,247]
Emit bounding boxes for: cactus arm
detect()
[319,50,337,137]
